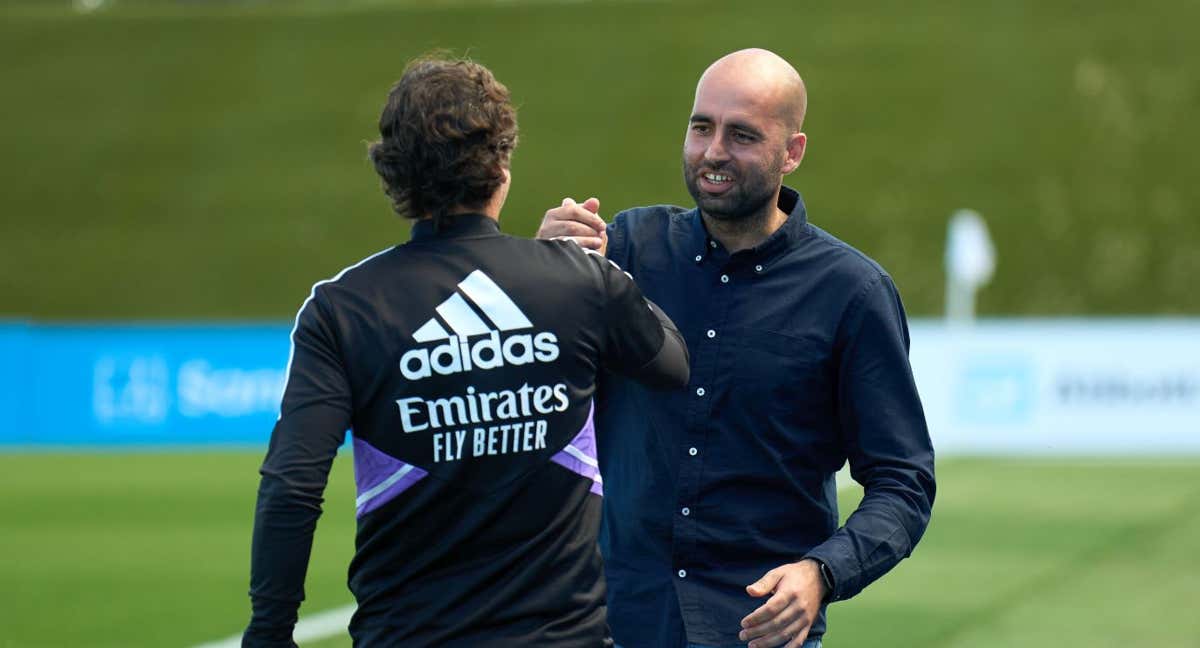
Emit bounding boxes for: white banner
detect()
[910,320,1200,454]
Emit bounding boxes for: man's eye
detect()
[734,132,755,143]
[691,124,710,134]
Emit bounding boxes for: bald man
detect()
[539,49,935,648]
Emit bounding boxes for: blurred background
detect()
[1,0,1197,646]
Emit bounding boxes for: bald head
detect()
[683,48,809,229]
[697,48,807,132]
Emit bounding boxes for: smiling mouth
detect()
[702,172,732,184]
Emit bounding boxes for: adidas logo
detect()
[400,270,560,381]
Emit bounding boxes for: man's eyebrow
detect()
[688,114,764,138]
[727,120,765,138]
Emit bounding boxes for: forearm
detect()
[804,458,934,601]
[813,274,935,600]
[245,473,322,645]
[630,299,690,389]
[244,407,344,645]
[244,596,301,647]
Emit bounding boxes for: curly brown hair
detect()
[368,55,519,220]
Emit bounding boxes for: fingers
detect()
[542,220,606,241]
[537,197,606,240]
[740,594,810,647]
[741,563,823,647]
[783,624,813,648]
[746,567,784,598]
[740,590,793,635]
[749,619,812,648]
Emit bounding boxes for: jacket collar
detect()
[411,213,501,242]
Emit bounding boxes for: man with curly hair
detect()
[242,55,689,647]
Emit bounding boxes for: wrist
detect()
[804,557,834,603]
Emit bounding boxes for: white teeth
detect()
[704,173,730,183]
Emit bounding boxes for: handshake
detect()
[537,196,609,255]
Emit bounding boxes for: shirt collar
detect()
[686,185,809,269]
[410,213,502,242]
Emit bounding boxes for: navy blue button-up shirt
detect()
[596,186,936,647]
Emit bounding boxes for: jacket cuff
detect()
[243,596,300,647]
[803,540,859,602]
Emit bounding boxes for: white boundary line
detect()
[194,469,857,647]
[290,605,358,643]
[192,603,356,648]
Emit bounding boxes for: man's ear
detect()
[782,132,807,175]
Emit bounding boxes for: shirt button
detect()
[694,255,702,262]
[678,569,687,578]
[681,507,690,516]
[720,274,729,283]
[706,329,716,338]
[695,387,706,396]
[688,447,698,456]
[755,264,764,272]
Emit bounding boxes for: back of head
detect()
[368,55,519,220]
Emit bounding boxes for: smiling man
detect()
[538,49,936,648]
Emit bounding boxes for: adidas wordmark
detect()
[400,270,560,381]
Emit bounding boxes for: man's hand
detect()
[537,197,607,254]
[739,559,828,648]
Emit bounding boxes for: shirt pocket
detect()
[731,328,834,430]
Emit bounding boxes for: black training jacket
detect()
[244,213,688,647]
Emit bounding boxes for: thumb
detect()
[746,569,784,598]
[581,197,600,214]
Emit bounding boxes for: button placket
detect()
[674,254,735,591]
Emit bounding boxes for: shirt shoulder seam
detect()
[804,227,890,280]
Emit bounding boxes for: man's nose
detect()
[704,133,731,163]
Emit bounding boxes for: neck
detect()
[701,190,787,253]
[447,203,501,221]
[436,188,506,223]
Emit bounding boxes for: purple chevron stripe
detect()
[353,436,428,517]
[550,401,603,496]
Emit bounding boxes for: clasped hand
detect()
[537,197,607,254]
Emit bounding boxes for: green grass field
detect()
[1,1,1197,646]
[2,0,1199,320]
[1,454,1197,647]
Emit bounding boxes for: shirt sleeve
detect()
[592,253,689,389]
[244,290,352,647]
[803,274,936,602]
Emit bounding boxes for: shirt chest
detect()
[627,254,841,429]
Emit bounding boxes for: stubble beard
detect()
[683,155,783,231]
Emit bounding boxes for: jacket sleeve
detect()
[244,290,351,647]
[592,251,689,390]
[803,274,936,601]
